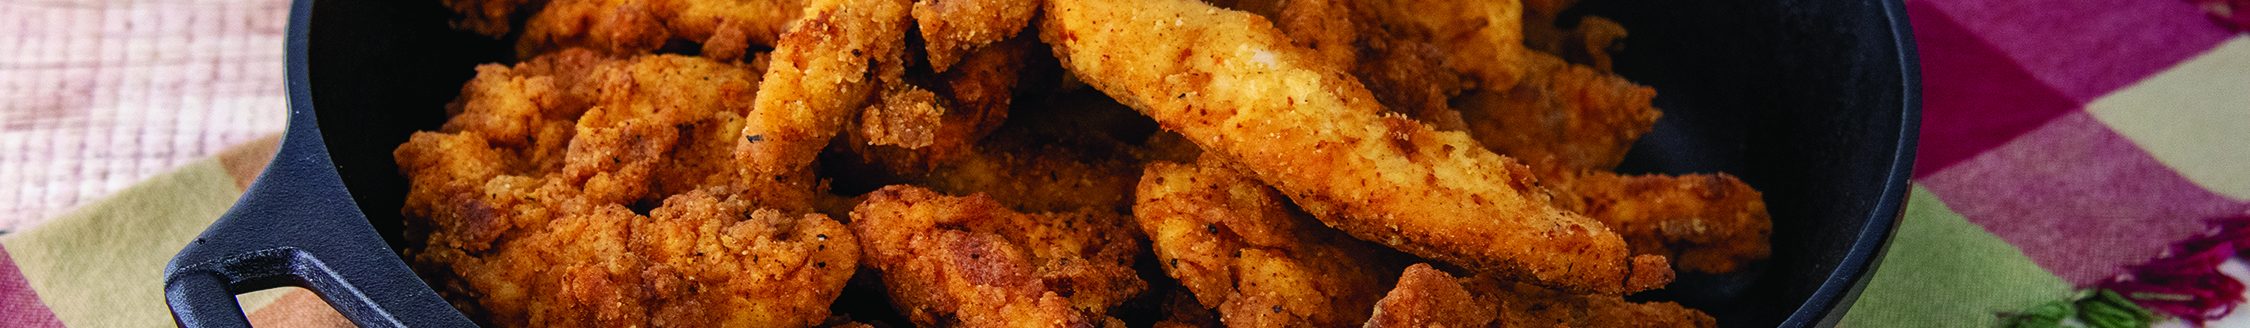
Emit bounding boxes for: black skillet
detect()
[164,0,1921,326]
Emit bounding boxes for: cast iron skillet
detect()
[164,0,1921,326]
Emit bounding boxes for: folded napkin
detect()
[0,135,347,327]
[1841,0,2250,326]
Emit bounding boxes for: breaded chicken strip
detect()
[736,0,912,178]
[849,186,1145,327]
[409,187,859,327]
[1546,172,1772,274]
[1219,0,1470,130]
[1368,264,1717,328]
[1134,158,1406,327]
[1455,53,1658,172]
[434,48,606,174]
[406,51,769,211]
[911,0,1038,71]
[517,0,808,60]
[1040,0,1669,294]
[1456,54,1770,274]
[560,53,762,204]
[1354,0,1529,91]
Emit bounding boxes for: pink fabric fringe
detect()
[2101,216,2250,324]
[2194,0,2250,30]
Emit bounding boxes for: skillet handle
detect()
[161,159,474,327]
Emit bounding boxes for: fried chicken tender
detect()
[1368,264,1717,328]
[1354,0,1530,91]
[1134,158,1406,327]
[1454,53,1770,274]
[911,0,1038,71]
[1218,0,1470,130]
[851,36,1029,167]
[849,186,1146,327]
[1546,172,1772,274]
[1364,264,1496,328]
[410,187,860,327]
[405,50,770,214]
[517,0,808,60]
[1039,0,1670,294]
[737,0,912,178]
[561,53,766,204]
[1353,35,1473,131]
[1456,53,1658,172]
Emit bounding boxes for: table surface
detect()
[0,0,290,231]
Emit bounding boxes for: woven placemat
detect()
[0,0,291,231]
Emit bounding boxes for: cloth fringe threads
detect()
[2100,215,2250,325]
[2195,0,2250,30]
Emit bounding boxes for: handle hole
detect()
[236,286,352,327]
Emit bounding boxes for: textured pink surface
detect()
[1907,1,2083,177]
[1921,113,2250,285]
[1916,0,2232,102]
[0,247,62,328]
[0,0,291,230]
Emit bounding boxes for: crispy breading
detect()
[859,86,947,149]
[911,0,1038,71]
[1365,264,1497,328]
[736,0,913,178]
[850,36,1029,167]
[516,0,671,58]
[516,0,807,60]
[1354,0,1529,91]
[411,187,860,327]
[837,90,1147,215]
[1547,172,1772,274]
[560,53,762,204]
[1452,53,1769,273]
[436,49,607,174]
[849,186,1145,327]
[406,51,765,208]
[1219,0,1470,130]
[1353,35,1472,131]
[1368,264,1718,328]
[928,36,1030,153]
[911,143,1140,213]
[1039,0,1669,294]
[1456,53,1658,172]
[1134,158,1406,327]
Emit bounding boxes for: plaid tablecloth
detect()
[0,0,2245,326]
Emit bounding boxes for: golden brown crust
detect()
[848,186,1144,327]
[736,0,913,178]
[1368,264,1718,328]
[399,51,855,327]
[410,186,860,327]
[516,0,808,60]
[1133,158,1406,327]
[1548,172,1772,274]
[1039,0,1666,294]
[1354,0,1529,91]
[1365,264,1497,328]
[848,35,1030,169]
[911,0,1039,71]
[1456,52,1658,172]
